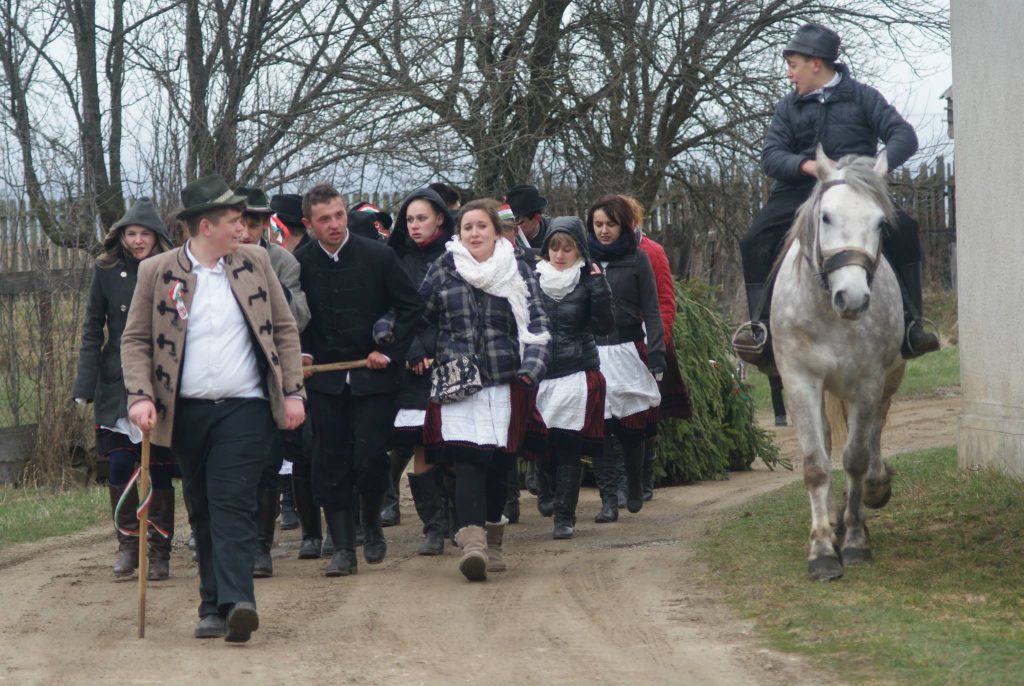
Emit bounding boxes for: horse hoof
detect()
[808,556,844,581]
[842,547,873,565]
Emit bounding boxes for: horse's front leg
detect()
[840,401,882,565]
[785,375,843,581]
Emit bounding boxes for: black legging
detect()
[455,455,510,527]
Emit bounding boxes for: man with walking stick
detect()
[122,174,306,643]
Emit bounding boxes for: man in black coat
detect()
[734,23,939,373]
[294,183,423,576]
[506,184,551,253]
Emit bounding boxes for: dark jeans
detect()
[739,187,922,285]
[455,452,513,527]
[173,398,276,619]
[309,388,396,511]
[108,449,174,490]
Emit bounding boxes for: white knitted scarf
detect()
[448,236,551,355]
[535,258,583,301]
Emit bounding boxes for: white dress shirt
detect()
[179,242,265,400]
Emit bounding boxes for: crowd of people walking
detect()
[70,22,938,643]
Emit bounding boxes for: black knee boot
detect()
[503,462,521,524]
[897,262,940,358]
[382,448,411,527]
[291,473,322,559]
[360,493,387,564]
[553,465,582,539]
[108,484,139,577]
[592,446,619,523]
[623,440,645,514]
[642,439,656,502]
[408,470,446,555]
[279,474,299,530]
[323,508,357,576]
[147,488,175,581]
[253,487,279,578]
[732,282,778,376]
[535,457,555,517]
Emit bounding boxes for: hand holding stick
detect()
[304,358,369,375]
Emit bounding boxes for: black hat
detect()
[105,197,172,251]
[270,193,304,229]
[505,184,547,219]
[237,186,273,215]
[783,23,840,61]
[348,201,394,233]
[178,174,247,219]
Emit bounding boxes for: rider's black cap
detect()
[783,23,840,61]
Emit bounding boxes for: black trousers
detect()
[173,398,276,619]
[309,388,396,511]
[739,187,922,285]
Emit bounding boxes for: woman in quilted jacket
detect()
[418,199,550,581]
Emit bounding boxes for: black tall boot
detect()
[324,508,357,576]
[535,456,556,517]
[503,462,521,524]
[732,282,778,376]
[553,465,583,540]
[253,487,279,578]
[279,474,299,530]
[360,493,387,564]
[623,439,645,514]
[525,460,539,496]
[442,470,459,544]
[408,470,446,555]
[642,439,657,502]
[147,488,175,581]
[108,484,139,578]
[592,446,619,523]
[291,472,322,559]
[382,448,412,527]
[896,262,941,358]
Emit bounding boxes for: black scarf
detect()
[587,232,634,262]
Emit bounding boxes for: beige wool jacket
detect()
[121,243,306,447]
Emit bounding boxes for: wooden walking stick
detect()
[305,358,369,374]
[138,430,151,639]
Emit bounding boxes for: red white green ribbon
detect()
[270,213,292,245]
[168,281,188,320]
[113,466,171,538]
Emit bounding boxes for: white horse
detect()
[772,146,906,581]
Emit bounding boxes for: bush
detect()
[655,279,785,484]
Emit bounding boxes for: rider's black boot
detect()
[732,282,778,376]
[896,262,940,359]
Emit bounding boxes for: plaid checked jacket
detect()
[418,251,550,386]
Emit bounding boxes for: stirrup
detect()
[731,321,768,364]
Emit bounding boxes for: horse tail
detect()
[824,392,848,461]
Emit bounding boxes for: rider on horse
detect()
[733,23,940,374]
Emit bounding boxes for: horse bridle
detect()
[806,179,882,293]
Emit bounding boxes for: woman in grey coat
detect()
[72,198,174,580]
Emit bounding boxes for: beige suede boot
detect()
[455,525,488,581]
[484,517,508,572]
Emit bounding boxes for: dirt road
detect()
[0,391,960,685]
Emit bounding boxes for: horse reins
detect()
[805,179,882,294]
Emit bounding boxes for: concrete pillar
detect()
[953,1,1024,476]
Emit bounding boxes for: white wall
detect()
[953,1,1024,476]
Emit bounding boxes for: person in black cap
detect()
[505,184,551,252]
[732,23,938,374]
[347,201,393,242]
[237,185,311,577]
[73,198,176,581]
[270,193,311,253]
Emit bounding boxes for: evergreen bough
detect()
[654,280,787,484]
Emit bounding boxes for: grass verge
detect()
[698,447,1024,686]
[0,484,109,551]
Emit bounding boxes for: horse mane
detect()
[774,155,897,276]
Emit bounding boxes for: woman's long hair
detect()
[96,225,172,269]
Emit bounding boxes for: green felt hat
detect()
[237,186,273,215]
[179,174,247,219]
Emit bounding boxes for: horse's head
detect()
[810,146,894,320]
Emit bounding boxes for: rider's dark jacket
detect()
[761,63,918,194]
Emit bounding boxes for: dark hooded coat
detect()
[537,217,615,379]
[72,199,173,426]
[387,188,455,409]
